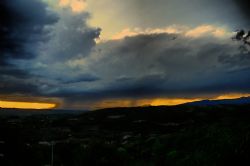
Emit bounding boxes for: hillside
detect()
[1,104,250,165]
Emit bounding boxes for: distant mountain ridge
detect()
[184,97,250,106]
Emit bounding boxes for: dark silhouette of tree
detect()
[233,29,250,45]
[232,29,250,53]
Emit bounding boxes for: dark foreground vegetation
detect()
[1,104,250,166]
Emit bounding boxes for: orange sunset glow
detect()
[146,94,250,106]
[1,93,249,110]
[0,101,57,109]
[90,93,250,109]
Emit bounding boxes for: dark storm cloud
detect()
[0,0,57,96]
[41,10,101,61]
[25,8,102,88]
[1,0,249,109]
[59,73,101,84]
[0,66,30,79]
[218,52,250,67]
[0,73,40,95]
[0,0,101,98]
[80,74,168,99]
[0,0,58,65]
[52,32,250,104]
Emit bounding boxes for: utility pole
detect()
[38,141,56,166]
[51,141,54,166]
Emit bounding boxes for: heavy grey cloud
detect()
[22,8,102,87]
[0,0,101,98]
[0,0,58,95]
[0,0,58,65]
[1,0,250,109]
[40,9,101,61]
[52,32,250,106]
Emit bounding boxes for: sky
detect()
[0,0,250,110]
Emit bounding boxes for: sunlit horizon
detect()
[89,93,250,110]
[0,101,57,110]
[0,93,249,110]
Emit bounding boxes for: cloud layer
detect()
[0,0,58,96]
[40,26,250,109]
[1,0,250,109]
[0,0,57,65]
